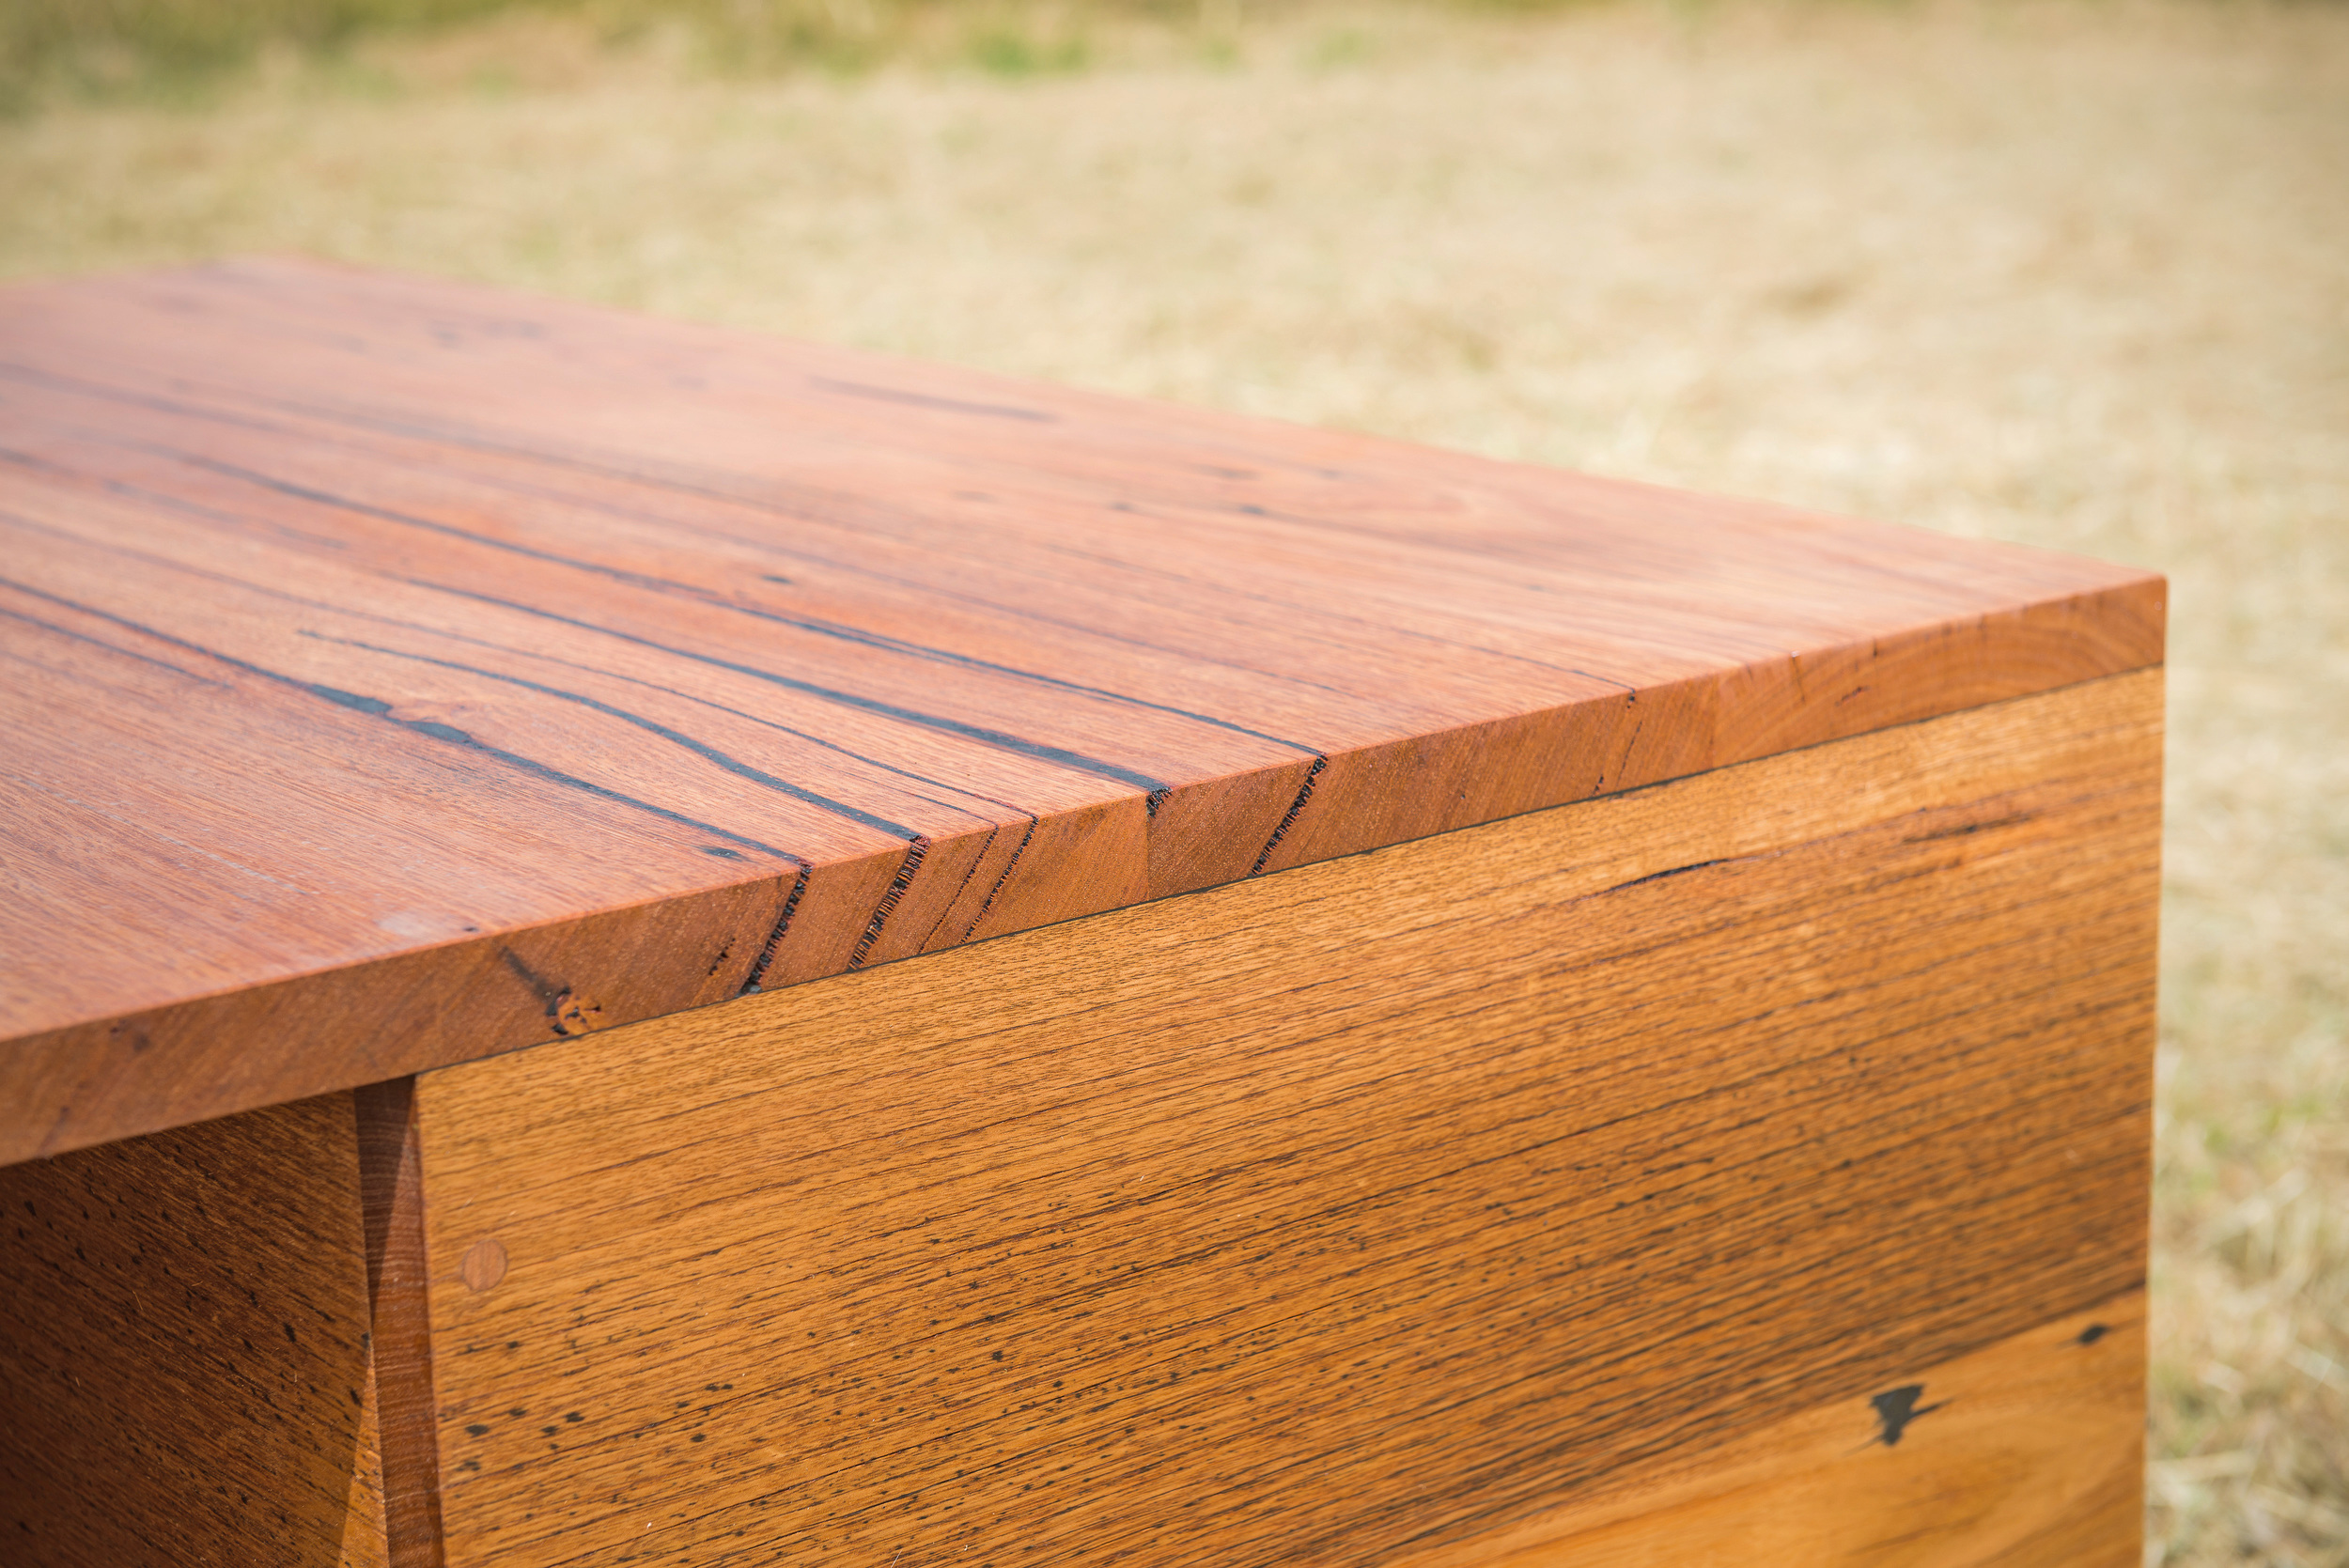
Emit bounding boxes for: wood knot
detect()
[460,1236,509,1293]
[549,990,603,1036]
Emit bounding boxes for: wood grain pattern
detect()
[0,1091,386,1566]
[1389,1292,2146,1568]
[400,671,2159,1568]
[0,257,2163,1163]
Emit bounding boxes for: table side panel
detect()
[403,670,2160,1567]
[0,1092,387,1567]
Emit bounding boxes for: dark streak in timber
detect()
[156,446,712,600]
[739,869,811,995]
[958,815,1039,947]
[1904,812,2040,845]
[1609,859,1730,894]
[54,358,1575,754]
[15,506,1030,855]
[328,436,1313,753]
[226,572,1022,825]
[318,634,926,841]
[296,446,1319,753]
[504,646,1030,818]
[0,601,224,685]
[6,373,1316,753]
[1595,709,1648,795]
[300,682,803,863]
[721,594,1320,754]
[1869,1385,1945,1447]
[848,839,930,970]
[497,947,566,1015]
[496,947,599,1036]
[916,822,1000,955]
[55,363,1403,741]
[0,446,359,560]
[407,581,1171,797]
[0,575,802,865]
[1250,756,1328,877]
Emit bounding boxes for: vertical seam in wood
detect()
[355,1077,448,1568]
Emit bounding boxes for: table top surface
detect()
[0,257,2163,1159]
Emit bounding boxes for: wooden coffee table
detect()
[0,258,2161,1566]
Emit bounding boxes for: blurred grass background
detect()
[4,0,2346,1560]
[5,0,1179,106]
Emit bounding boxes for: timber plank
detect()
[397,672,2158,1568]
[0,1092,385,1566]
[0,259,2161,1163]
[1389,1293,2146,1568]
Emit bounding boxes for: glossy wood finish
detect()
[0,258,2164,1164]
[397,673,2158,1568]
[0,1092,387,1567]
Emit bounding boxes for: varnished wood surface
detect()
[0,1092,386,1567]
[1391,1292,2145,1568]
[399,672,2159,1568]
[0,257,2163,1163]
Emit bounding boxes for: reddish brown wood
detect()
[0,258,2164,1163]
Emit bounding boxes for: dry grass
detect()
[4,1,2346,1557]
